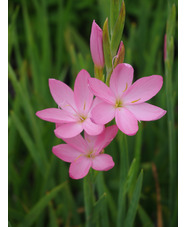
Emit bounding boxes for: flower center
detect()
[85,150,95,158]
[78,114,87,122]
[115,99,123,108]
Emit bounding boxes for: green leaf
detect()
[123,170,143,227]
[110,0,120,35]
[117,158,136,227]
[18,182,67,227]
[93,192,107,221]
[95,172,109,227]
[21,0,41,92]
[49,202,59,227]
[110,0,125,57]
[8,63,48,168]
[10,111,44,175]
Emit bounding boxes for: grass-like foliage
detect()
[8,0,177,226]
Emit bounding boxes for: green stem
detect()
[165,3,177,226]
[117,132,129,227]
[83,171,95,227]
[96,172,109,226]
[94,66,104,81]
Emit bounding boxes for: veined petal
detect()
[126,103,167,121]
[69,156,92,179]
[89,78,115,104]
[49,79,76,113]
[123,75,163,104]
[54,122,83,138]
[84,132,98,150]
[94,125,118,154]
[89,97,103,113]
[83,118,104,136]
[110,63,133,97]
[91,102,115,125]
[115,108,138,136]
[52,144,83,163]
[36,108,76,123]
[74,70,93,114]
[92,154,115,171]
[62,134,88,153]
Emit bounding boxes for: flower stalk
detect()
[164,3,177,226]
[83,171,95,227]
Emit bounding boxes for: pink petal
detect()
[83,118,104,136]
[74,70,93,114]
[91,102,115,125]
[55,123,62,128]
[126,103,167,121]
[90,20,104,67]
[49,79,76,113]
[94,125,118,154]
[52,144,82,163]
[62,134,88,153]
[54,122,83,138]
[123,75,163,104]
[89,78,115,104]
[92,154,115,171]
[115,108,138,136]
[84,132,98,149]
[110,63,134,97]
[69,156,92,179]
[36,108,76,123]
[89,97,103,113]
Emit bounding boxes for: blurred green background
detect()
[8,0,178,226]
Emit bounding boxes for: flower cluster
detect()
[36,21,166,179]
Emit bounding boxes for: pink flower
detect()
[89,63,166,136]
[90,20,104,68]
[52,125,118,179]
[36,69,104,138]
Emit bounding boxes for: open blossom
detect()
[36,69,104,138]
[89,63,166,136]
[52,125,118,179]
[90,20,104,68]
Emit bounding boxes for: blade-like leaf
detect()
[18,182,67,227]
[110,1,125,57]
[124,170,143,227]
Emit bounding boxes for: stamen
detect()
[123,83,128,93]
[74,154,84,162]
[115,99,123,108]
[131,98,141,103]
[78,114,87,122]
[83,102,86,110]
[85,150,95,158]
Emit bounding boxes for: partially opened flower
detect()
[90,20,104,68]
[52,125,118,179]
[36,69,104,138]
[89,63,166,136]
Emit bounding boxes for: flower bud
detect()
[90,20,105,68]
[113,41,125,68]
